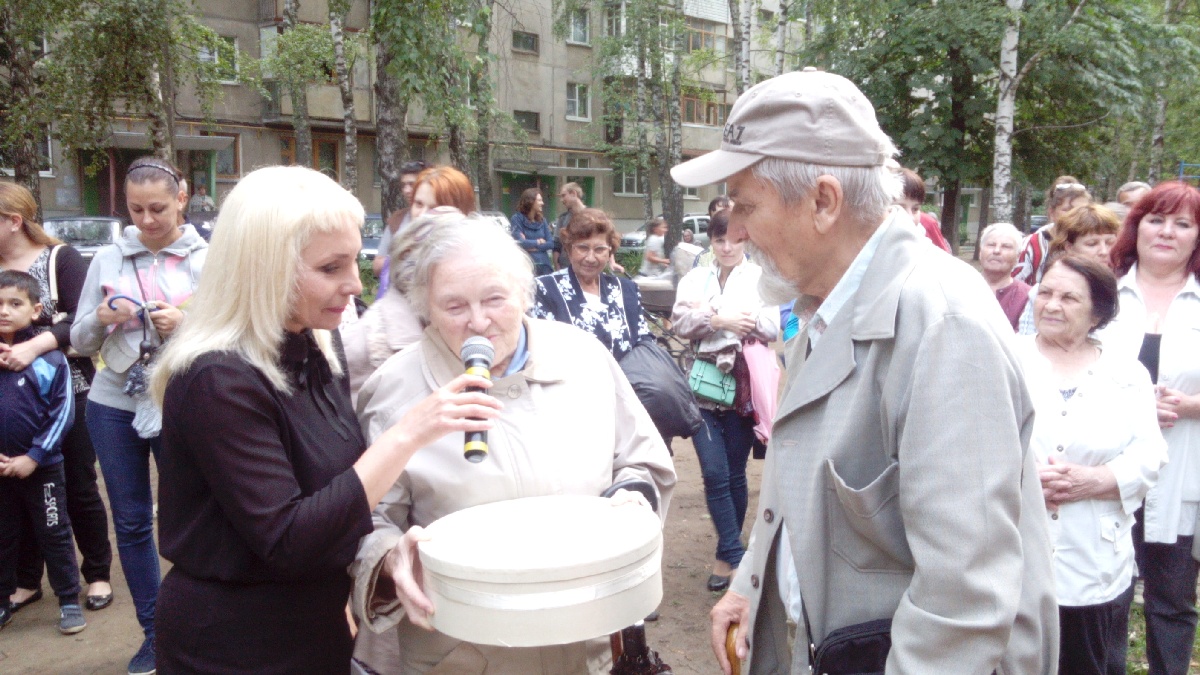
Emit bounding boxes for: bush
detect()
[615,250,643,275]
[359,256,379,304]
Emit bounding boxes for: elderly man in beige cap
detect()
[673,69,1058,675]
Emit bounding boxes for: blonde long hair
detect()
[0,182,61,247]
[150,166,364,403]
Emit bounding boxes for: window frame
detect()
[212,133,241,180]
[567,8,591,45]
[198,35,239,84]
[0,132,54,178]
[566,82,591,122]
[513,110,541,133]
[613,167,647,197]
[511,30,539,54]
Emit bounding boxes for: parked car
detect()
[42,216,125,263]
[478,210,512,233]
[1027,214,1049,234]
[618,213,710,253]
[360,213,385,260]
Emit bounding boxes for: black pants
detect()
[1058,584,1134,675]
[0,463,81,604]
[16,392,112,588]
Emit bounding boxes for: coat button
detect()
[1056,445,1064,453]
[507,385,522,399]
[1051,513,1059,520]
[764,509,774,523]
[1061,410,1067,416]
[751,575,760,589]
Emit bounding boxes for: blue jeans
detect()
[693,408,756,567]
[87,400,161,638]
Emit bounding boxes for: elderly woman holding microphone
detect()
[1018,254,1166,675]
[351,215,676,674]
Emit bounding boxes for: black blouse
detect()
[158,331,372,583]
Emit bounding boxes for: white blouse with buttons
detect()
[1015,335,1166,607]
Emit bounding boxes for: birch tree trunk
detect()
[634,17,653,223]
[775,0,789,76]
[469,0,497,211]
[740,0,751,90]
[1148,0,1181,182]
[989,0,1022,224]
[655,0,686,255]
[728,0,747,95]
[329,3,357,193]
[283,0,312,168]
[374,37,408,219]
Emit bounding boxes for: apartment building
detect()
[19,0,792,230]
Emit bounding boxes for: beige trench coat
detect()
[350,318,676,675]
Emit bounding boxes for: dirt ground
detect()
[0,437,761,675]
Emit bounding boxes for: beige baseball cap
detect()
[671,68,897,187]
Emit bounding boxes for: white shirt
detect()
[1015,336,1165,605]
[776,213,894,622]
[1096,266,1200,542]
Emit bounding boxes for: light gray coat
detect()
[734,221,1059,674]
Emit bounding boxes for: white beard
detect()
[746,241,802,306]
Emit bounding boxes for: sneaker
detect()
[0,605,11,631]
[128,637,156,675]
[58,604,87,635]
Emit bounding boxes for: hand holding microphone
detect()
[460,336,495,463]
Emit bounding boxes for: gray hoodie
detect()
[71,224,207,412]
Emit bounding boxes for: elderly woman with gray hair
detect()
[978,222,1031,331]
[350,215,676,674]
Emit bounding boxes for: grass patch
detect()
[1123,597,1200,673]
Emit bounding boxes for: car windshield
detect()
[45,220,116,247]
[362,216,385,238]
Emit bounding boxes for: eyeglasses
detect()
[572,244,611,257]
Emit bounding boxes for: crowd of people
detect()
[0,66,1198,675]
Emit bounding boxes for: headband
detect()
[127,161,181,183]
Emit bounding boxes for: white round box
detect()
[418,494,663,647]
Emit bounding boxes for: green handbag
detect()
[688,357,736,406]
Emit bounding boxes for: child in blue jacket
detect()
[0,270,84,635]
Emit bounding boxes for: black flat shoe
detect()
[707,574,731,592]
[8,588,43,614]
[85,593,113,611]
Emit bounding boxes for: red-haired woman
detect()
[510,188,554,276]
[1099,180,1200,674]
[378,166,477,297]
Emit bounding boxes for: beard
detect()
[746,241,802,305]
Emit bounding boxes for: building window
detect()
[681,94,731,127]
[567,8,590,45]
[0,132,53,177]
[281,136,339,180]
[605,3,623,37]
[213,134,240,179]
[614,167,647,196]
[512,30,539,54]
[514,110,540,133]
[684,186,699,199]
[198,35,239,83]
[564,156,591,169]
[566,83,590,121]
[686,19,726,54]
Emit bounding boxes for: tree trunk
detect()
[147,62,176,161]
[1013,182,1029,233]
[990,0,1022,224]
[283,0,312,168]
[727,0,746,95]
[3,28,42,213]
[803,0,813,43]
[329,7,357,193]
[470,0,497,211]
[634,17,653,224]
[375,37,408,219]
[943,45,970,255]
[739,0,751,92]
[448,123,468,176]
[940,179,960,254]
[656,0,686,255]
[775,0,789,76]
[973,187,990,261]
[1149,0,1181,183]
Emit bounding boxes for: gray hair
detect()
[979,222,1023,249]
[390,207,464,295]
[407,215,534,321]
[750,158,902,230]
[1117,181,1151,196]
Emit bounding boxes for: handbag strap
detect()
[48,244,63,307]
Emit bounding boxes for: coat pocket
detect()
[826,459,913,573]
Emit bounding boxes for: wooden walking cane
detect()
[726,624,742,675]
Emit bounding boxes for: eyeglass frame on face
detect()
[571,243,611,257]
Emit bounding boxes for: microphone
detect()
[460,336,495,463]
